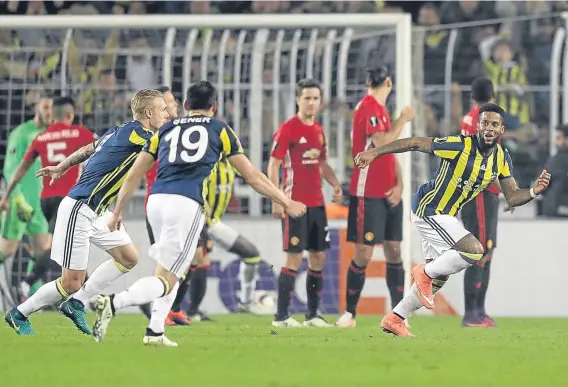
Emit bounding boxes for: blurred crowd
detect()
[0,0,567,201]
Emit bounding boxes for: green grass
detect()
[1,313,567,387]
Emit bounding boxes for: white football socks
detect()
[393,284,423,318]
[148,282,179,334]
[73,260,130,306]
[112,276,168,310]
[239,261,258,304]
[18,279,66,317]
[424,249,471,278]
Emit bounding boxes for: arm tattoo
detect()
[374,137,433,158]
[60,143,95,170]
[500,177,533,207]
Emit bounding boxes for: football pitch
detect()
[1,313,567,387]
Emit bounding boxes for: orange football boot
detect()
[380,312,415,337]
[168,310,191,326]
[412,264,434,309]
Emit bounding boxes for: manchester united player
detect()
[268,78,342,327]
[0,97,95,299]
[336,66,414,327]
[460,77,499,328]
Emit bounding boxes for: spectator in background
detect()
[441,1,498,86]
[539,125,568,217]
[525,18,556,127]
[125,34,158,91]
[419,3,449,124]
[482,40,529,131]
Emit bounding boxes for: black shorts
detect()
[461,190,499,251]
[40,196,65,234]
[282,206,329,253]
[347,196,403,245]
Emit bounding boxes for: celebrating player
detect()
[0,97,96,301]
[90,81,306,346]
[0,95,52,305]
[268,78,342,328]
[459,78,500,327]
[337,65,414,328]
[354,103,551,336]
[4,89,168,336]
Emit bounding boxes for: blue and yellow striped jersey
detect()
[411,134,513,217]
[206,156,236,225]
[68,121,154,215]
[144,114,243,205]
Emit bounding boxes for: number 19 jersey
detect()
[144,113,244,205]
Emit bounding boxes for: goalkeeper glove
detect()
[13,194,33,223]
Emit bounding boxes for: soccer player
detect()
[354,103,551,336]
[90,80,306,346]
[0,97,96,301]
[459,77,500,327]
[0,95,52,304]
[337,65,414,328]
[268,79,343,328]
[4,89,169,336]
[139,86,180,321]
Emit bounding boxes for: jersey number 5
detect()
[165,125,209,163]
[47,141,67,163]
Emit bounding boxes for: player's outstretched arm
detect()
[229,154,306,218]
[499,170,551,208]
[267,156,285,218]
[110,152,155,230]
[354,137,433,169]
[36,142,96,184]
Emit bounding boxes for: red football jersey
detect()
[24,122,96,199]
[461,105,500,194]
[349,95,396,198]
[271,116,326,207]
[145,161,158,210]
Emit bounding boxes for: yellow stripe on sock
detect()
[156,275,170,296]
[113,260,130,273]
[242,256,261,265]
[55,277,69,298]
[459,251,483,264]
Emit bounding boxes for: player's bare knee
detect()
[307,251,326,271]
[383,241,402,264]
[109,243,139,270]
[231,236,260,259]
[61,269,86,294]
[353,244,373,267]
[284,253,303,270]
[454,234,484,264]
[153,265,178,295]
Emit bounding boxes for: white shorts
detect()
[147,194,205,279]
[411,212,470,262]
[207,220,239,249]
[51,196,133,271]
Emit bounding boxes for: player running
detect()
[354,103,551,336]
[0,95,52,305]
[459,78,500,328]
[0,97,96,301]
[337,65,414,328]
[4,89,168,336]
[91,81,306,346]
[268,79,343,328]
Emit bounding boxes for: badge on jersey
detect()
[434,137,448,144]
[370,116,379,127]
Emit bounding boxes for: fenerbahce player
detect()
[336,66,414,327]
[268,79,343,328]
[460,77,500,328]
